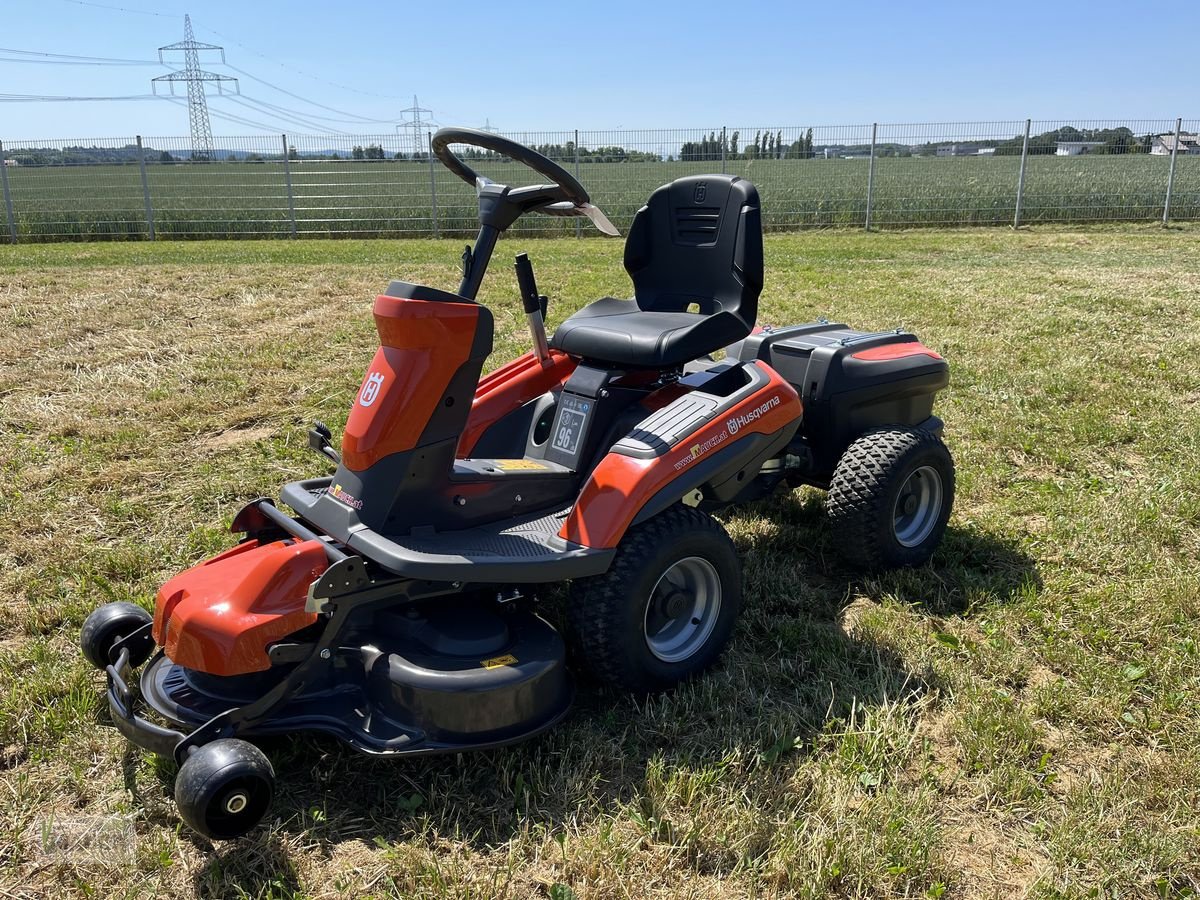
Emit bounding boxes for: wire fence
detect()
[1,118,1197,242]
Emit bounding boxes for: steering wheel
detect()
[430,127,618,235]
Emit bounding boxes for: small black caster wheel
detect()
[175,739,275,840]
[80,602,154,670]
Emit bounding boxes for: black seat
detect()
[550,175,762,368]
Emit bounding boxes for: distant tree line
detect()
[992,126,1146,155]
[0,125,1168,167]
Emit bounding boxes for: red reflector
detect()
[852,343,943,362]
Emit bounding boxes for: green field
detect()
[1,227,1199,898]
[4,154,1199,240]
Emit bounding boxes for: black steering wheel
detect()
[431,126,590,207]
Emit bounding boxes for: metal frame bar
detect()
[1014,118,1032,228]
[1163,116,1183,226]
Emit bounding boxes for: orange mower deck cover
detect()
[152,539,327,676]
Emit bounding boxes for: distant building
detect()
[936,143,986,157]
[1056,141,1104,156]
[1151,133,1200,156]
[977,147,997,156]
[2,159,16,167]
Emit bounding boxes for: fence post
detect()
[721,126,727,175]
[864,123,878,231]
[1162,116,1183,226]
[1013,118,1031,228]
[574,129,582,239]
[281,134,298,238]
[0,140,16,243]
[428,130,439,238]
[136,135,155,241]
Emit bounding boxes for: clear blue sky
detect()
[1,0,1196,139]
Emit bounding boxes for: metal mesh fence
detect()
[1,118,1196,242]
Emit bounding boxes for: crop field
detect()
[1,226,1199,898]
[3,154,1198,240]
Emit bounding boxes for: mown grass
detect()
[0,226,1198,898]
[5,154,1198,240]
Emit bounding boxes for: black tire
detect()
[567,505,742,693]
[80,602,154,670]
[175,739,275,840]
[826,427,955,570]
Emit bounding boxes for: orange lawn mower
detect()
[82,128,954,839]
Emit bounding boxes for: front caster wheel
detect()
[80,602,154,670]
[567,505,742,693]
[175,739,275,840]
[826,426,955,570]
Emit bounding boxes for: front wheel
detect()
[175,739,275,840]
[566,505,742,693]
[826,427,955,570]
[80,602,154,670]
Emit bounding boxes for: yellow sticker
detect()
[493,459,548,471]
[481,654,518,669]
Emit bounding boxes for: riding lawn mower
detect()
[81,127,954,839]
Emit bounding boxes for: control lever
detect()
[307,421,341,465]
[514,252,551,364]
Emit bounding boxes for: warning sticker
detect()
[493,459,549,471]
[481,654,518,669]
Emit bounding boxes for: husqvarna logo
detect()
[359,372,385,407]
[693,182,707,203]
[727,395,781,435]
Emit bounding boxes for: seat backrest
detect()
[623,175,762,329]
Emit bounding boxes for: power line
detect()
[0,93,163,101]
[0,47,163,66]
[227,94,398,126]
[221,96,347,135]
[166,96,305,135]
[192,23,408,102]
[220,63,398,124]
[46,0,176,17]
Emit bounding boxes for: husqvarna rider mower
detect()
[82,128,954,839]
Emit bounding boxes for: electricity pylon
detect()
[152,14,238,160]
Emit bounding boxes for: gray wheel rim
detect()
[893,465,944,547]
[643,556,722,663]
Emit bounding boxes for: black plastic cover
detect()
[732,323,949,473]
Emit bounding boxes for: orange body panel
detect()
[560,362,801,549]
[152,539,326,676]
[457,349,578,456]
[852,342,942,361]
[342,295,481,472]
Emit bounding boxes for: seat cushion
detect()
[550,297,748,368]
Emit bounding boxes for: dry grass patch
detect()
[1,226,1198,898]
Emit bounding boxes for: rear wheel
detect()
[80,602,154,670]
[826,427,955,570]
[567,505,742,693]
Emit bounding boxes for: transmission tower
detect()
[152,15,238,160]
[395,95,434,158]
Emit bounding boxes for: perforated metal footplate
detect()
[346,507,615,582]
[399,509,572,560]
